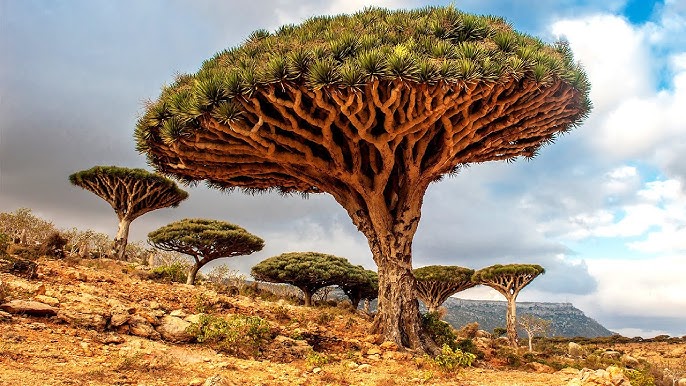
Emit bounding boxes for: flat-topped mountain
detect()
[441,297,613,338]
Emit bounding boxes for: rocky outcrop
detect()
[156,315,194,343]
[566,366,632,386]
[0,300,57,316]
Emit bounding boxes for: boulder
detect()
[0,300,57,316]
[156,315,194,343]
[57,309,109,331]
[566,366,632,386]
[526,362,556,373]
[601,351,621,360]
[33,295,59,307]
[267,335,312,362]
[128,315,160,339]
[0,310,12,321]
[568,342,584,358]
[621,354,639,368]
[475,329,492,339]
[677,378,686,386]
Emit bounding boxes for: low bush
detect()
[38,232,67,258]
[148,263,188,283]
[305,351,331,367]
[422,312,458,350]
[186,313,273,358]
[456,338,485,360]
[432,344,476,372]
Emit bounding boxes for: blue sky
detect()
[1,0,685,338]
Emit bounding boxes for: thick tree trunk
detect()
[506,295,518,348]
[369,234,438,354]
[303,289,313,307]
[350,295,361,310]
[113,218,131,261]
[427,303,439,314]
[186,264,200,285]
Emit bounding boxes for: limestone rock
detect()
[33,295,59,307]
[601,351,621,359]
[268,335,312,362]
[526,362,556,373]
[379,341,399,351]
[0,310,13,321]
[0,300,57,316]
[129,315,160,339]
[677,378,686,386]
[475,329,492,338]
[357,364,372,372]
[621,354,639,368]
[57,309,109,331]
[568,342,584,358]
[567,366,632,386]
[156,315,194,343]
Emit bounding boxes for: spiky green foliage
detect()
[338,267,379,309]
[414,265,476,313]
[471,264,545,283]
[251,252,358,307]
[148,218,264,285]
[136,5,591,177]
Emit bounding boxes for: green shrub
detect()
[456,338,484,360]
[422,312,457,350]
[149,263,188,283]
[0,233,9,256]
[186,314,272,358]
[315,310,335,326]
[305,351,331,367]
[432,344,476,372]
[624,368,656,386]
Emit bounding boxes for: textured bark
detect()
[506,295,517,348]
[302,289,313,307]
[186,263,200,285]
[142,79,585,352]
[114,218,131,261]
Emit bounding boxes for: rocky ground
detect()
[1,257,685,386]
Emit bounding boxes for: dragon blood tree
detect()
[472,264,545,348]
[251,251,357,307]
[69,166,188,260]
[414,265,476,314]
[135,6,590,351]
[339,267,379,309]
[147,218,264,285]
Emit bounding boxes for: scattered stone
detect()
[312,367,322,374]
[169,309,187,318]
[379,341,398,351]
[34,295,59,307]
[346,362,358,369]
[0,300,57,316]
[185,314,203,325]
[357,364,372,373]
[0,310,12,321]
[110,313,130,327]
[128,315,159,339]
[621,354,639,368]
[558,367,581,376]
[363,334,382,344]
[366,347,381,356]
[268,335,312,362]
[366,354,380,361]
[601,351,621,359]
[57,309,109,331]
[202,375,224,386]
[566,366,632,386]
[100,333,125,345]
[156,315,193,343]
[149,301,160,310]
[188,378,204,386]
[568,342,584,358]
[677,378,686,386]
[526,362,556,373]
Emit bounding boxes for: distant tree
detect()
[0,208,56,245]
[472,264,545,348]
[251,252,357,307]
[517,314,551,352]
[147,218,264,285]
[69,166,188,260]
[414,265,476,314]
[339,267,379,309]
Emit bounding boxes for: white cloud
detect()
[580,256,686,319]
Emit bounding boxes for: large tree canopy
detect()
[414,265,475,314]
[135,6,590,352]
[251,251,357,307]
[148,218,264,285]
[473,264,545,347]
[69,166,188,260]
